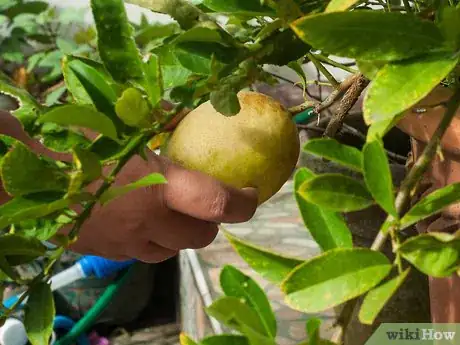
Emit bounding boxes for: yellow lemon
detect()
[165,91,300,204]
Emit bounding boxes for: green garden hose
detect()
[293,107,316,124]
[55,265,135,345]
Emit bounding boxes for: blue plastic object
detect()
[2,256,135,310]
[77,256,135,279]
[2,296,18,310]
[54,315,89,345]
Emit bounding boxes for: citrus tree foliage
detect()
[0,0,460,344]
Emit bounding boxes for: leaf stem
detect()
[390,229,404,274]
[312,54,358,74]
[307,53,340,89]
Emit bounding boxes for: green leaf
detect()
[24,282,55,345]
[38,50,63,69]
[56,38,79,55]
[73,146,102,182]
[294,168,353,252]
[2,1,48,18]
[174,48,213,75]
[143,54,163,106]
[39,105,119,141]
[398,232,460,278]
[0,141,69,197]
[367,114,405,141]
[259,29,311,66]
[174,24,224,44]
[68,59,117,107]
[254,19,282,42]
[67,59,124,131]
[291,11,446,61]
[210,89,241,116]
[0,194,90,230]
[326,0,360,12]
[6,254,39,267]
[298,173,373,212]
[44,85,66,106]
[439,6,460,51]
[206,296,266,335]
[306,318,322,345]
[0,255,21,281]
[135,22,180,46]
[356,60,384,81]
[152,45,192,89]
[62,56,93,105]
[0,0,15,11]
[127,0,205,30]
[359,268,410,325]
[274,0,303,24]
[202,0,274,15]
[200,335,249,345]
[0,234,46,257]
[303,138,363,172]
[115,88,152,128]
[224,230,303,284]
[91,0,144,83]
[220,265,276,338]
[240,325,276,345]
[401,183,460,230]
[180,333,198,345]
[40,124,90,153]
[99,173,167,205]
[17,218,65,242]
[363,138,397,217]
[173,42,236,76]
[364,53,459,125]
[282,248,392,313]
[0,77,43,131]
[27,52,46,73]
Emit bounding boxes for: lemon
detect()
[166,91,300,204]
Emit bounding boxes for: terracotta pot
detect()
[397,85,460,323]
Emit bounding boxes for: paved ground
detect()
[110,324,181,345]
[193,180,336,345]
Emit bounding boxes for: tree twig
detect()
[324,74,369,137]
[314,74,358,114]
[289,101,318,115]
[332,87,460,343]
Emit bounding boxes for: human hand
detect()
[66,151,258,262]
[0,111,258,263]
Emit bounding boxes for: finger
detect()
[131,241,178,263]
[163,163,258,223]
[67,241,131,261]
[144,211,218,250]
